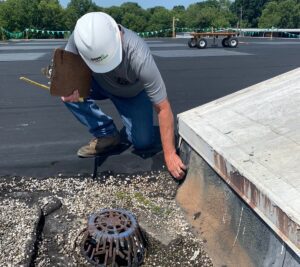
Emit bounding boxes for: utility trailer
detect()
[188,31,239,49]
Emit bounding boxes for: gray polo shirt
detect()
[65,25,167,104]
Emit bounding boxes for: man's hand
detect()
[61,89,80,102]
[165,151,187,180]
[155,98,187,180]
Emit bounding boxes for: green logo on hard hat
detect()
[91,54,108,62]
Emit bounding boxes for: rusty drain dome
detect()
[81,208,147,267]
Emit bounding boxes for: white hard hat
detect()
[74,12,122,73]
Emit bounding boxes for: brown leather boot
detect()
[77,134,121,158]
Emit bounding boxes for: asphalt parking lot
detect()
[1,36,300,177]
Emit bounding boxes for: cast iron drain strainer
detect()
[81,208,147,267]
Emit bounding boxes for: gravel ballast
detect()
[0,197,41,267]
[0,171,213,266]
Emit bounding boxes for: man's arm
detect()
[154,99,186,180]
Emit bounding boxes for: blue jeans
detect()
[64,78,155,150]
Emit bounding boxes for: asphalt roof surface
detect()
[1,37,300,177]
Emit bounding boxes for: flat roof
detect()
[1,37,300,177]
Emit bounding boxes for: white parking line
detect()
[250,41,300,45]
[152,49,252,57]
[0,45,62,50]
[14,42,66,46]
[147,43,185,48]
[145,40,164,43]
[0,52,46,61]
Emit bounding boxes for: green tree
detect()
[279,0,300,28]
[231,0,271,27]
[36,0,65,30]
[122,12,148,32]
[0,0,40,31]
[146,7,172,32]
[0,0,67,38]
[185,1,234,30]
[0,0,6,39]
[106,2,149,32]
[64,0,100,30]
[119,2,148,32]
[258,1,281,28]
[172,5,185,12]
[172,5,186,29]
[105,6,123,24]
[219,0,232,10]
[259,0,300,28]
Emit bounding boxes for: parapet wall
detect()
[177,68,300,265]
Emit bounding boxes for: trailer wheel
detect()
[188,38,197,48]
[228,37,239,48]
[222,38,229,47]
[196,38,207,49]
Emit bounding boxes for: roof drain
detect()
[80,208,147,267]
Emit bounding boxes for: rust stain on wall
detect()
[213,151,300,253]
[176,162,254,267]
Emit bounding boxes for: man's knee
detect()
[132,135,153,150]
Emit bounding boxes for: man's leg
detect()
[109,90,155,150]
[64,78,120,157]
[64,79,118,137]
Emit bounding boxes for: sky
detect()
[59,0,201,9]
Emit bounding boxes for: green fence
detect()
[1,26,299,40]
[1,27,71,39]
[137,27,232,37]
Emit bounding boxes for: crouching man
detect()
[62,12,186,179]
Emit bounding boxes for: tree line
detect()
[0,0,299,37]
